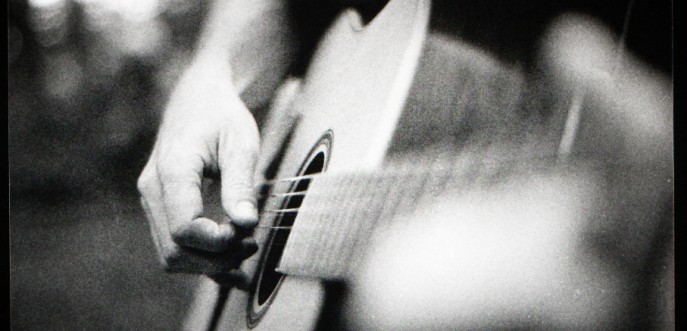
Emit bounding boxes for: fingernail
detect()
[233,200,258,228]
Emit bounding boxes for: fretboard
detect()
[276,157,566,280]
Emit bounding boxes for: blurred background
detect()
[9,0,211,329]
[8,0,671,330]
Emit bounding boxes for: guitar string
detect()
[242,162,647,233]
[237,158,640,226]
[251,149,624,194]
[246,158,648,233]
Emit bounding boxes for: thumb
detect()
[218,112,260,229]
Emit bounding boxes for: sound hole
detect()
[356,0,390,24]
[248,131,332,327]
[254,151,326,302]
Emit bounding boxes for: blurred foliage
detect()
[9,0,210,201]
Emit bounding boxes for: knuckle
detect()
[156,160,182,180]
[213,224,236,248]
[137,172,156,196]
[156,155,201,183]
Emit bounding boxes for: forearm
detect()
[195,0,298,108]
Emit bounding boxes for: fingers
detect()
[137,60,264,285]
[218,112,261,229]
[171,217,236,253]
[138,146,258,279]
[163,228,257,274]
[141,189,257,274]
[138,155,171,264]
[156,155,205,235]
[155,150,247,251]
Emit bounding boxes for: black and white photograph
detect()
[9,0,673,329]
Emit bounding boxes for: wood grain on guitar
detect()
[185,0,672,330]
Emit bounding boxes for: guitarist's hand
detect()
[137,0,297,288]
[137,56,259,289]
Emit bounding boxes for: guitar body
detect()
[184,0,540,329]
[182,0,672,330]
[185,1,435,329]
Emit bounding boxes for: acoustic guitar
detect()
[182,0,672,329]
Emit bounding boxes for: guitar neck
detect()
[276,155,567,280]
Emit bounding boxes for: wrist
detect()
[181,52,239,97]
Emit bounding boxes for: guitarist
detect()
[137,0,672,328]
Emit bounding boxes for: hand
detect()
[137,56,260,289]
